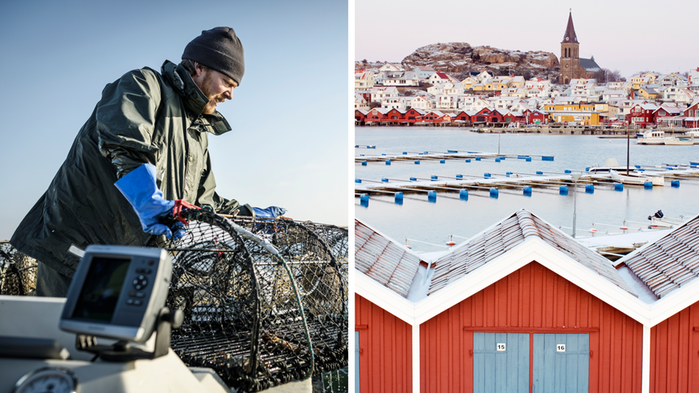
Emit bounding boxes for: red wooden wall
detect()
[420,262,644,393]
[651,300,699,392]
[355,294,413,393]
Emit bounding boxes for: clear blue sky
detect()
[0,0,350,241]
[355,0,699,79]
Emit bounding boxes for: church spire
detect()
[561,10,579,44]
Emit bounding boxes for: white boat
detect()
[636,130,666,145]
[610,170,664,186]
[663,136,695,145]
[636,130,695,145]
[587,158,634,174]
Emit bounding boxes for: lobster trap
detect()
[149,210,348,392]
[0,242,37,296]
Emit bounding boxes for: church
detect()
[559,11,601,84]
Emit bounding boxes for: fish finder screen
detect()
[72,256,131,322]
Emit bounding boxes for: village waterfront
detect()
[355,126,699,252]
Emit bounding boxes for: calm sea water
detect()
[355,127,699,252]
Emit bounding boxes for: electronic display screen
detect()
[71,256,131,322]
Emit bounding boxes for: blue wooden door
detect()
[473,333,530,393]
[532,333,589,393]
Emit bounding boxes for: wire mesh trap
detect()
[150,210,348,392]
[231,217,349,375]
[0,242,37,296]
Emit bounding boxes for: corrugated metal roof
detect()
[621,216,699,298]
[427,210,635,296]
[355,219,422,298]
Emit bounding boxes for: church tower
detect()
[560,11,580,84]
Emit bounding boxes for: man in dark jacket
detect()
[11,27,283,297]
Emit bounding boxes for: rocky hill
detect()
[400,42,559,80]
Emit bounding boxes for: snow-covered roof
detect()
[427,210,634,297]
[617,213,699,298]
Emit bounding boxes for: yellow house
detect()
[637,86,661,100]
[461,77,477,91]
[510,76,525,89]
[484,77,510,91]
[544,103,600,125]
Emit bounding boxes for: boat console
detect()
[0,245,229,393]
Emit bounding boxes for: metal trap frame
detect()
[0,241,37,296]
[150,210,348,392]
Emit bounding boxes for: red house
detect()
[404,108,425,124]
[384,108,406,124]
[524,109,547,124]
[653,104,684,126]
[355,109,368,124]
[471,108,504,124]
[365,108,388,124]
[683,99,699,128]
[355,209,699,393]
[453,111,472,123]
[627,103,658,127]
[423,111,448,123]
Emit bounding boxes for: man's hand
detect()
[252,206,286,219]
[115,163,186,239]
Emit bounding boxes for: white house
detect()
[408,95,433,111]
[427,72,451,85]
[378,63,404,72]
[354,71,375,89]
[663,86,696,105]
[381,96,408,111]
[382,71,419,87]
[413,65,436,80]
[355,92,369,110]
[368,86,399,103]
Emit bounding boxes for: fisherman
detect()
[11,27,284,297]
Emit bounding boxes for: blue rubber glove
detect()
[115,163,178,239]
[252,206,286,219]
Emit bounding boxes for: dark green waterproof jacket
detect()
[11,60,243,278]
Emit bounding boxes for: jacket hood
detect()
[162,60,232,136]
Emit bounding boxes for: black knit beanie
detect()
[182,27,245,85]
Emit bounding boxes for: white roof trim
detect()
[356,237,652,327]
[355,271,416,325]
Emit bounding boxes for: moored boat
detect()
[609,170,664,186]
[636,130,666,145]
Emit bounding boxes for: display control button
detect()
[136,268,153,274]
[133,275,148,290]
